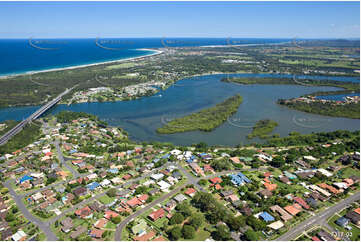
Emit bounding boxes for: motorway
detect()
[276,191,360,241]
[0,86,75,146]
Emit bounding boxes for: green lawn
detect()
[328,213,360,241]
[340,167,359,179]
[187,226,211,241]
[98,194,115,205]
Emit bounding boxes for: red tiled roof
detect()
[90,229,104,238]
[264,183,277,191]
[312,236,321,241]
[230,157,240,164]
[354,208,360,215]
[75,206,92,218]
[318,183,340,194]
[138,194,149,203]
[294,197,310,210]
[148,208,165,221]
[203,164,214,172]
[184,188,196,195]
[134,230,156,241]
[210,177,222,184]
[264,172,272,177]
[94,218,107,229]
[127,197,142,207]
[153,236,166,241]
[122,174,132,180]
[284,205,301,216]
[104,210,119,220]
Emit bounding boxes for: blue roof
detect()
[229,172,251,186]
[20,175,33,184]
[87,182,100,190]
[69,149,78,154]
[259,212,275,222]
[107,168,119,174]
[161,154,170,159]
[284,171,297,179]
[238,172,251,183]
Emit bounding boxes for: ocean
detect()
[0,38,289,76]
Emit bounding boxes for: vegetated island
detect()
[278,99,360,119]
[247,119,279,139]
[222,77,360,119]
[157,94,243,134]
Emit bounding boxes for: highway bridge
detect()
[0,87,75,146]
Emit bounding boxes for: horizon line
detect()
[0,37,359,40]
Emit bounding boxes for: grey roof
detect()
[336,217,349,227]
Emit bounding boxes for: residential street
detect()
[48,162,177,225]
[276,191,360,241]
[54,139,80,178]
[4,180,58,241]
[114,184,187,241]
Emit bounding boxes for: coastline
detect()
[0,48,163,79]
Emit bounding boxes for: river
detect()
[0,73,359,146]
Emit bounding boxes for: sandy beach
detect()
[0,48,163,79]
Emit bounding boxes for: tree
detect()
[212,224,230,241]
[5,213,15,222]
[211,158,231,171]
[176,202,192,217]
[198,179,207,186]
[134,186,147,195]
[189,213,204,228]
[182,225,195,239]
[11,206,18,214]
[244,229,259,241]
[246,216,266,231]
[111,216,121,224]
[226,215,245,231]
[106,188,117,197]
[169,213,184,225]
[270,155,285,168]
[168,226,182,240]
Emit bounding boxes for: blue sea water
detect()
[316,93,360,101]
[0,38,288,76]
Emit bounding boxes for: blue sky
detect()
[0,1,359,38]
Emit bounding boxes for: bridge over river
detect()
[0,86,75,146]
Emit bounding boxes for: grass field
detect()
[105,63,136,70]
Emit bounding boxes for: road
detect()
[276,191,360,241]
[47,162,177,225]
[0,86,75,146]
[54,140,80,178]
[21,173,90,198]
[176,164,205,192]
[114,184,187,241]
[4,180,58,241]
[113,165,269,240]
